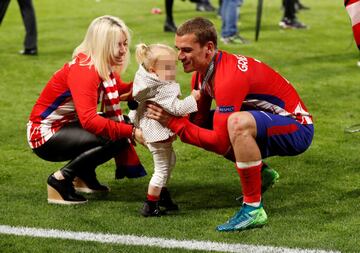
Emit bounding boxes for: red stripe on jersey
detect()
[353,23,360,48]
[345,0,360,7]
[267,124,298,136]
[345,0,360,48]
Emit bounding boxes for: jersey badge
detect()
[217,106,235,113]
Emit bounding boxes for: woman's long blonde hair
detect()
[73,15,131,81]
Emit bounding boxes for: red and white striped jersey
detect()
[345,0,360,49]
[168,51,313,155]
[27,54,133,149]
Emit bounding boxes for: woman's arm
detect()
[114,72,134,101]
[68,64,133,140]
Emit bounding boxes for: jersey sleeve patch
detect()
[217,105,235,113]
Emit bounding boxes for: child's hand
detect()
[191,89,201,101]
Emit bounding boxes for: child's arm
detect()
[154,84,198,116]
[170,95,198,116]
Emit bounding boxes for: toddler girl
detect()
[132,43,200,216]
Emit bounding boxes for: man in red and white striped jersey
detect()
[147,17,314,232]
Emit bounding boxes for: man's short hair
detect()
[176,17,217,48]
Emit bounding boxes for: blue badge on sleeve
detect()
[217,106,235,113]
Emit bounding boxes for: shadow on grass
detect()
[88,180,242,210]
[302,52,356,63]
[339,189,360,199]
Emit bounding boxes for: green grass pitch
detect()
[0,0,359,252]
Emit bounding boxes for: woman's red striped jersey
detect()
[27,54,133,149]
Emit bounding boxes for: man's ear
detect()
[206,41,215,55]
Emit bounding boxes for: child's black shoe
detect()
[140,200,163,217]
[159,188,179,211]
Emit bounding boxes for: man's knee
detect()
[227,112,256,141]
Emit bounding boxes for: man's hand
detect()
[146,102,173,127]
[191,89,201,101]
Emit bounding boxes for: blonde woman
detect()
[27,16,145,205]
[131,43,200,216]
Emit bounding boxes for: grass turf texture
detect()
[0,0,359,252]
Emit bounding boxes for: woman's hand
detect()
[146,102,173,126]
[134,128,146,146]
[119,90,132,101]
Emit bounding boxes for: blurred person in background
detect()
[294,0,310,11]
[0,0,38,55]
[220,0,248,44]
[196,0,216,12]
[164,0,177,32]
[164,0,216,33]
[279,0,307,29]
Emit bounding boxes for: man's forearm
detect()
[167,117,230,155]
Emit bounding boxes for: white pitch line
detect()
[0,225,340,253]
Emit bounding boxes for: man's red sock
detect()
[236,161,262,205]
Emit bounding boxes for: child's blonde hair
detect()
[73,15,131,81]
[135,43,176,71]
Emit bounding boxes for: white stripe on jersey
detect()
[346,1,360,26]
[27,100,76,148]
[243,99,312,124]
[40,100,76,125]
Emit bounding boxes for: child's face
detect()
[153,53,177,81]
